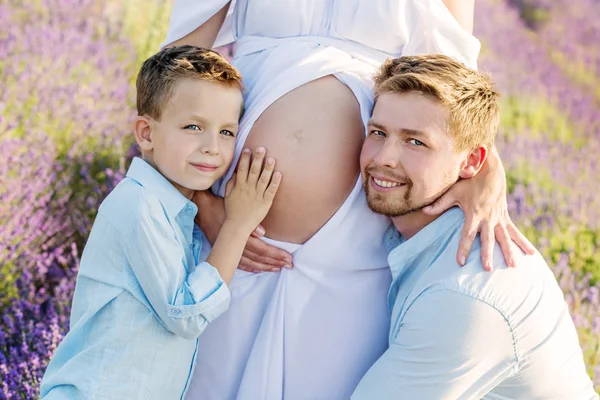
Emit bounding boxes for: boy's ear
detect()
[133,116,154,152]
[459,146,488,179]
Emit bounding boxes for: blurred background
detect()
[0,0,599,398]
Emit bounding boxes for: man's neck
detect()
[391,210,442,240]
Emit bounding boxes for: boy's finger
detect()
[265,171,282,200]
[225,173,236,197]
[236,149,251,183]
[248,147,266,184]
[257,157,275,191]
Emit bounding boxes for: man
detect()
[352,54,597,399]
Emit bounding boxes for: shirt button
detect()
[185,205,195,215]
[171,309,181,315]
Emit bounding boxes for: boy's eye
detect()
[220,129,235,137]
[184,125,201,131]
[408,139,425,147]
[370,130,386,137]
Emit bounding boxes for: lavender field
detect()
[1,0,599,398]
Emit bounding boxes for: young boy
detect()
[41,46,281,399]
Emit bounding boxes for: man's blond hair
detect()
[374,54,500,152]
[136,45,243,121]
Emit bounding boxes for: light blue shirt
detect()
[41,157,231,400]
[352,207,597,400]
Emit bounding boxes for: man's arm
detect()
[352,289,518,399]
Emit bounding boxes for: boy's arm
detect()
[351,289,517,399]
[122,208,230,340]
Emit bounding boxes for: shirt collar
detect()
[387,207,464,281]
[126,157,197,220]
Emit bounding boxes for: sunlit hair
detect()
[373,54,500,152]
[136,45,243,121]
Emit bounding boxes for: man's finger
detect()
[479,224,495,272]
[495,224,516,268]
[457,216,478,266]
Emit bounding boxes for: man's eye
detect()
[220,129,235,137]
[370,130,386,137]
[184,125,201,131]
[408,139,425,146]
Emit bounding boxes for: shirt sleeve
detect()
[162,0,235,48]
[401,0,481,70]
[352,289,518,400]
[119,209,231,340]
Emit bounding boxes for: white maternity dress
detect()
[163,1,480,399]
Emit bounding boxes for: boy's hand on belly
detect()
[193,186,293,274]
[206,147,285,284]
[224,147,281,235]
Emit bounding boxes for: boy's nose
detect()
[200,134,220,155]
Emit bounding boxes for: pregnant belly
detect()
[244,76,365,244]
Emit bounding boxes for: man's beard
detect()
[362,172,442,218]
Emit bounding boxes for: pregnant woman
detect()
[163,1,533,398]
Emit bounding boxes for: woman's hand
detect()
[192,184,293,273]
[422,147,535,270]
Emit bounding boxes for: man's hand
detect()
[192,190,293,273]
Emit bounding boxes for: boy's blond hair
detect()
[374,54,500,152]
[136,45,243,121]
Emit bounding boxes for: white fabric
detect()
[164,1,481,399]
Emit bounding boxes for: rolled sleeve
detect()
[169,261,231,322]
[120,203,231,340]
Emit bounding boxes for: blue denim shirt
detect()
[41,157,231,400]
[352,207,597,400]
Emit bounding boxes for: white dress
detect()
[163,1,480,399]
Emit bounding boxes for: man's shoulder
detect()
[419,228,559,317]
[97,177,168,236]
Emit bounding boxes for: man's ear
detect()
[459,146,488,179]
[133,116,154,152]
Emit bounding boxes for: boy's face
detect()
[139,78,243,199]
[360,92,468,217]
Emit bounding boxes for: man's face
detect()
[360,92,466,217]
[145,78,243,198]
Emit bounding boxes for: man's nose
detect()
[373,138,399,169]
[200,132,220,156]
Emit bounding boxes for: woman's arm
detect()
[422,147,535,270]
[441,0,475,34]
[165,1,231,48]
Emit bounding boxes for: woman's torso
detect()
[223,0,408,243]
